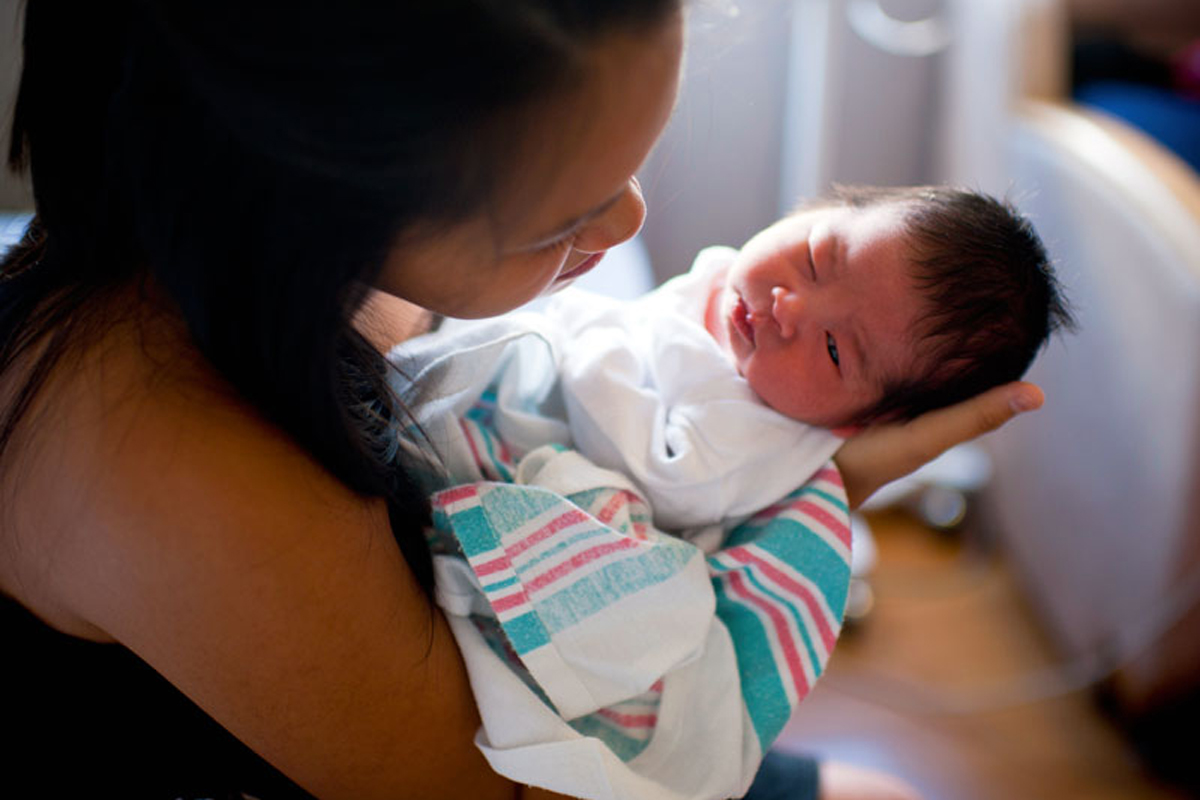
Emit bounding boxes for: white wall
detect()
[637,0,797,284]
[638,0,952,285]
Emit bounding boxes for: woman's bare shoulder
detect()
[2,303,517,799]
[2,300,367,624]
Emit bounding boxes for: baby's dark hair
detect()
[824,185,1075,425]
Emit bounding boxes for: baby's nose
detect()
[771,286,803,339]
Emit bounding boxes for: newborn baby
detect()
[399,184,1073,539]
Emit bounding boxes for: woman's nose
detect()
[572,176,647,254]
[771,285,805,339]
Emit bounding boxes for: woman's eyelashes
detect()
[515,222,581,256]
[536,230,576,254]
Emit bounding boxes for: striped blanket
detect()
[393,320,852,800]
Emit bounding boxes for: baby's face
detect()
[704,202,928,428]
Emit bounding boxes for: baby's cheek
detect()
[747,370,810,423]
[758,363,867,429]
[742,366,776,404]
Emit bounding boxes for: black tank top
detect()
[2,593,316,799]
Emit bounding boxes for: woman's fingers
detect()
[834,382,1044,509]
[891,381,1043,461]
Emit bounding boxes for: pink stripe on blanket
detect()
[474,554,512,577]
[491,589,530,613]
[435,484,479,506]
[790,499,852,549]
[524,538,640,593]
[595,491,633,525]
[726,571,811,700]
[813,465,843,487]
[597,707,658,728]
[726,549,838,652]
[505,508,590,557]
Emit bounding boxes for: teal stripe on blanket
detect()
[503,609,553,654]
[482,484,570,537]
[512,526,615,575]
[568,713,653,762]
[712,578,791,750]
[806,485,848,513]
[444,505,495,558]
[742,565,822,678]
[448,484,564,558]
[534,538,696,636]
[482,575,520,592]
[731,517,851,617]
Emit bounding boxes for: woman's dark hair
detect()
[0,0,678,595]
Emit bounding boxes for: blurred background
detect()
[2,0,1199,798]
[631,1,1200,798]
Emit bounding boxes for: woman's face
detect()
[377,12,684,318]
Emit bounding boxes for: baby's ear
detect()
[830,424,863,439]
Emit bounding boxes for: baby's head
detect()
[705,185,1074,430]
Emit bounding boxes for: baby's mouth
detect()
[732,297,756,346]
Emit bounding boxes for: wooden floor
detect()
[775,509,1190,800]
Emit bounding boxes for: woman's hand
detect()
[834,381,1045,509]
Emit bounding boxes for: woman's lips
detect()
[556,251,606,283]
[732,296,756,346]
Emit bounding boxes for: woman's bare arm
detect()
[8,316,523,800]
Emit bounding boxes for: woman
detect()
[0,2,1041,798]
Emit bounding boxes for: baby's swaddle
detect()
[388,302,851,800]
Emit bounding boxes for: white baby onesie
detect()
[536,245,843,542]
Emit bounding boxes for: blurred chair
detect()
[985,99,1200,714]
[938,0,1200,725]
